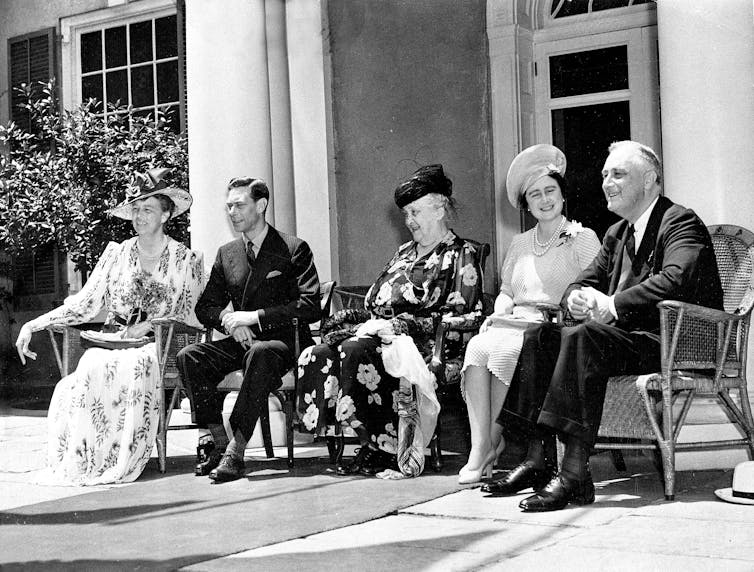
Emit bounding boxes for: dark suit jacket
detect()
[195,225,321,350]
[562,195,723,335]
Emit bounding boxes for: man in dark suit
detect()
[483,141,724,510]
[177,177,320,482]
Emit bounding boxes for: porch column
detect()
[185,0,273,260]
[657,0,754,469]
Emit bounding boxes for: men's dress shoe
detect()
[335,446,379,476]
[208,454,246,483]
[480,461,556,496]
[196,439,215,464]
[518,473,595,512]
[359,451,398,476]
[195,447,225,476]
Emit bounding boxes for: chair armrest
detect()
[657,300,744,324]
[152,318,205,336]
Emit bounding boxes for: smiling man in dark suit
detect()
[177,177,320,482]
[483,141,724,510]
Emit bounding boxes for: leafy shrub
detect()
[0,80,189,275]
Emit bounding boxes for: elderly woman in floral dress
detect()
[297,164,484,476]
[459,145,601,484]
[15,168,204,485]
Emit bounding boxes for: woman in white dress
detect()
[15,168,204,485]
[458,145,601,484]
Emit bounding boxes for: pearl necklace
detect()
[531,217,566,257]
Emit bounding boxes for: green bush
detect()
[0,80,189,275]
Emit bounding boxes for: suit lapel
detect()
[609,221,632,294]
[228,238,249,287]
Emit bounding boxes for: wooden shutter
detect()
[7,28,56,130]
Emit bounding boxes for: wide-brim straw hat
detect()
[506,144,567,209]
[109,167,192,220]
[715,461,754,505]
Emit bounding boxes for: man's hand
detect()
[582,286,614,324]
[567,289,592,321]
[230,325,255,349]
[15,324,37,365]
[221,311,258,332]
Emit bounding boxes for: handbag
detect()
[79,330,152,350]
[320,308,370,346]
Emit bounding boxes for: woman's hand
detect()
[15,323,37,365]
[479,317,493,333]
[123,320,153,339]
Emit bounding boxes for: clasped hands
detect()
[221,310,259,349]
[567,287,614,324]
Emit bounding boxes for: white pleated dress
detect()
[462,224,601,391]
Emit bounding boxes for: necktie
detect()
[617,225,635,292]
[246,241,256,266]
[625,225,636,262]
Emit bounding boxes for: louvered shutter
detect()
[7,28,56,131]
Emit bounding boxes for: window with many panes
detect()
[79,14,181,133]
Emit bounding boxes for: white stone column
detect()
[185,0,273,261]
[658,0,754,230]
[265,0,296,234]
[657,0,754,470]
[286,0,335,281]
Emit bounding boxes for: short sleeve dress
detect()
[26,237,204,485]
[462,223,600,390]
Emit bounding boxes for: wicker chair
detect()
[330,241,492,472]
[215,280,336,468]
[541,224,754,500]
[47,318,205,474]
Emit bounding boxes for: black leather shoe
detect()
[196,439,215,463]
[335,446,379,476]
[359,450,398,476]
[208,454,246,483]
[481,461,556,496]
[195,447,225,476]
[518,472,595,512]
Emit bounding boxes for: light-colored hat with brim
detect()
[715,461,754,505]
[506,144,567,209]
[109,167,192,220]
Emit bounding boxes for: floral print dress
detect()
[297,230,484,454]
[26,237,204,485]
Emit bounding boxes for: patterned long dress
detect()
[26,237,204,485]
[297,230,484,454]
[462,222,600,390]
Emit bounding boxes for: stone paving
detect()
[2,405,754,571]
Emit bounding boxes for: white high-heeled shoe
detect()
[458,450,496,484]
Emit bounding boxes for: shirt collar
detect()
[632,196,658,249]
[243,223,269,253]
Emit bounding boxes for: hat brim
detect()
[109,187,193,220]
[714,487,754,505]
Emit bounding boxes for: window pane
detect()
[105,26,127,69]
[131,64,154,108]
[106,69,128,106]
[550,46,628,98]
[592,0,631,11]
[550,101,631,239]
[552,0,589,17]
[130,20,153,64]
[81,31,102,73]
[82,74,103,102]
[155,15,177,59]
[156,61,178,104]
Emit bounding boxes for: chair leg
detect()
[283,393,294,468]
[326,436,338,463]
[156,387,168,473]
[259,402,275,459]
[430,419,442,472]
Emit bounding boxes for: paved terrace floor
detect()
[1,404,753,571]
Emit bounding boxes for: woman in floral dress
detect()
[15,168,204,485]
[297,164,484,476]
[459,145,600,484]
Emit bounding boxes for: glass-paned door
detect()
[534,27,659,238]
